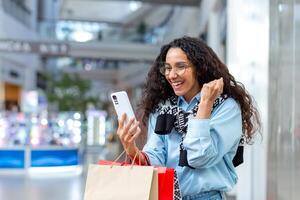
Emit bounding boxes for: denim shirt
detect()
[143,93,242,197]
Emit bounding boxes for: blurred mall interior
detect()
[0,0,299,199]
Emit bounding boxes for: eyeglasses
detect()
[159,62,190,76]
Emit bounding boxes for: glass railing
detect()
[38,20,167,44]
[45,57,151,72]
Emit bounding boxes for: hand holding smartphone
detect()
[111,91,135,122]
[111,91,141,159]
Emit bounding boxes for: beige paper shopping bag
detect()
[84,164,158,200]
[149,168,158,200]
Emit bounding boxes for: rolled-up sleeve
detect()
[183,98,242,169]
[143,113,167,166]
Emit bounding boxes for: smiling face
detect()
[164,48,201,102]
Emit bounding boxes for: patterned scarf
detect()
[154,95,244,168]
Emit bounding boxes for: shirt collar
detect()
[177,92,201,107]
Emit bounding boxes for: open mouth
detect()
[171,81,184,89]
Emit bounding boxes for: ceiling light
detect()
[70,31,93,42]
[129,1,142,12]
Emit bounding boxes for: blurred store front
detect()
[3,82,21,111]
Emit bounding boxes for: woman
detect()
[117,36,261,200]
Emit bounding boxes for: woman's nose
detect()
[168,68,178,79]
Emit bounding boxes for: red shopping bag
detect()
[98,160,179,200]
[155,167,174,200]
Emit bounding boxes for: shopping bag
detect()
[156,167,174,200]
[98,160,181,200]
[84,164,158,200]
[154,167,181,200]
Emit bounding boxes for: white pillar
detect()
[207,9,221,59]
[227,0,269,200]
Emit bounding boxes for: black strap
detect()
[233,140,244,167]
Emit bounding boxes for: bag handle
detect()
[109,150,126,168]
[111,150,142,168]
[130,151,143,166]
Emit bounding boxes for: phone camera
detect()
[112,95,118,105]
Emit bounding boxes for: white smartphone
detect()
[111,91,135,121]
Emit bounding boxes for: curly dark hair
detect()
[138,36,261,144]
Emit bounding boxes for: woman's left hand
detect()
[196,78,224,119]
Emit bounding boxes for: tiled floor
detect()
[0,146,118,200]
[0,172,86,200]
